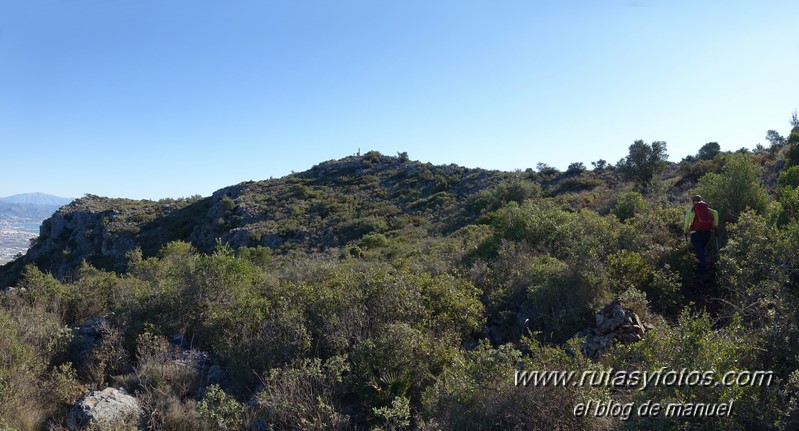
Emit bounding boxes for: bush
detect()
[553,177,603,194]
[778,165,799,190]
[608,250,651,293]
[719,210,799,327]
[618,287,650,321]
[787,143,799,168]
[351,323,455,419]
[777,186,799,224]
[198,385,248,430]
[134,332,202,399]
[490,200,570,246]
[361,233,389,249]
[422,340,611,430]
[255,356,351,430]
[498,179,541,204]
[132,332,205,430]
[612,191,647,222]
[698,153,769,225]
[612,311,780,430]
[0,308,80,429]
[567,162,587,175]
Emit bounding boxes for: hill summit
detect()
[0,153,511,284]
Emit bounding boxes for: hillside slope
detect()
[1,141,799,430]
[0,153,511,284]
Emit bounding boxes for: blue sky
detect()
[1,0,797,200]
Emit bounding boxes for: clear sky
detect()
[1,0,797,200]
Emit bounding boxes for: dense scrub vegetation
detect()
[2,119,799,430]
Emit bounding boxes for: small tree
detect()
[591,159,608,171]
[766,130,786,149]
[536,162,559,179]
[566,162,586,175]
[618,140,669,192]
[696,142,720,160]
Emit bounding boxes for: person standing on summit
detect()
[683,195,719,281]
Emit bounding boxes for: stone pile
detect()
[580,299,652,359]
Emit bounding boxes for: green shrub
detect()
[612,191,647,222]
[236,245,272,267]
[198,385,248,430]
[0,308,75,429]
[134,332,202,399]
[608,250,651,293]
[618,287,650,321]
[698,153,769,225]
[646,265,684,315]
[618,140,668,192]
[553,177,603,194]
[422,340,610,430]
[372,396,411,431]
[497,179,541,204]
[255,356,351,430]
[778,166,799,190]
[491,200,570,246]
[361,233,389,249]
[130,332,205,430]
[612,312,780,430]
[719,210,799,327]
[351,323,456,417]
[777,186,799,224]
[337,217,389,242]
[697,142,721,160]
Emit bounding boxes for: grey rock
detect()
[249,419,269,431]
[596,300,626,335]
[161,335,225,385]
[206,364,226,385]
[74,316,112,357]
[260,233,283,248]
[66,387,144,431]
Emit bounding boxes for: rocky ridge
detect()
[0,154,507,285]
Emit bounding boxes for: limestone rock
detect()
[66,387,144,431]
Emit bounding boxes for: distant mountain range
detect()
[0,192,73,206]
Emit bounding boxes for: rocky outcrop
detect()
[580,299,652,359]
[66,387,144,431]
[0,196,209,284]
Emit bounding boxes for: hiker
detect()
[683,195,719,280]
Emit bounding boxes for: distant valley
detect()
[0,193,72,264]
